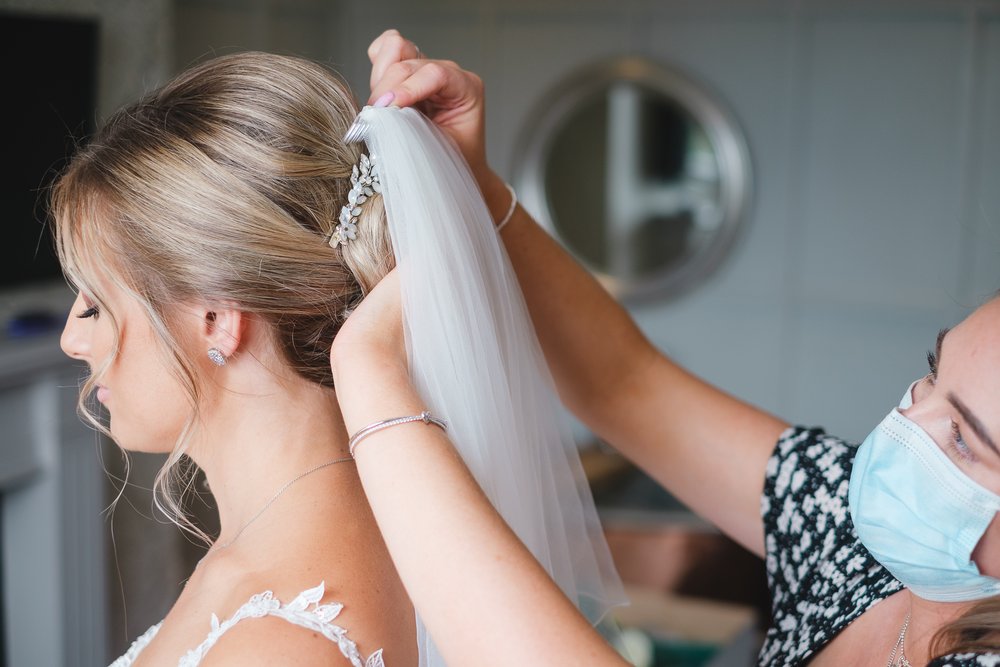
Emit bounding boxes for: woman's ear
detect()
[200,306,244,362]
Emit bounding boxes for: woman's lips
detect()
[96,385,110,403]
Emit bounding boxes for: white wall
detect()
[174,0,335,69]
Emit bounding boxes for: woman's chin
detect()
[108,427,176,455]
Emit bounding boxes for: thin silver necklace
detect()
[206,455,354,556]
[886,610,912,667]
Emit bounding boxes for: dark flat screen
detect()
[0,12,98,289]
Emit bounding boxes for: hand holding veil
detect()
[346,105,626,666]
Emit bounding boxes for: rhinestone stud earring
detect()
[207,347,227,367]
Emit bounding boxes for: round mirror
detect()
[513,58,753,302]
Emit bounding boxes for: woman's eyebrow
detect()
[934,327,949,365]
[947,392,1000,458]
[935,327,1000,457]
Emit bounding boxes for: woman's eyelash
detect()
[950,421,976,463]
[76,305,100,319]
[919,349,974,463]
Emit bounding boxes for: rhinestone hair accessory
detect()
[328,148,381,249]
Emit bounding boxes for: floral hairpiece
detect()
[329,153,381,248]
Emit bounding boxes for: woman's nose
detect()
[911,375,934,404]
[60,295,89,360]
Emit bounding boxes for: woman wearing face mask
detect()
[331,30,1000,667]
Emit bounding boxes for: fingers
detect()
[363,30,488,176]
[366,29,480,112]
[368,58,421,106]
[369,59,482,114]
[395,61,481,111]
[368,29,421,93]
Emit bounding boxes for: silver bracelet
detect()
[495,182,517,232]
[349,410,448,457]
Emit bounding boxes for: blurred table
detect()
[582,445,768,666]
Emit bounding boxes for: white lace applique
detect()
[108,622,163,667]
[106,582,384,667]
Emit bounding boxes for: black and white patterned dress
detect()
[760,426,1000,667]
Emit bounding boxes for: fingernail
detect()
[373,91,395,108]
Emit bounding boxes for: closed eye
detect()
[949,421,977,463]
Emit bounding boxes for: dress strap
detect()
[179,582,384,667]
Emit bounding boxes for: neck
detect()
[186,366,352,548]
[903,591,971,662]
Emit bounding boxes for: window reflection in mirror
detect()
[516,59,751,301]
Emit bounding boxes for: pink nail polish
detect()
[373,92,395,108]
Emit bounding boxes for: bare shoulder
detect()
[191,483,417,666]
[189,566,416,666]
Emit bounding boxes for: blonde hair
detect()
[931,597,1000,658]
[51,52,393,540]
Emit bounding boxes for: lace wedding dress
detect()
[108,582,384,667]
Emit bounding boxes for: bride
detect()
[55,50,622,666]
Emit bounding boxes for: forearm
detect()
[480,175,787,554]
[335,362,626,667]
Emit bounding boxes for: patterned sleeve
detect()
[758,426,903,667]
[927,653,1000,667]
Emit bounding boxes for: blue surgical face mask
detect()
[849,382,1000,602]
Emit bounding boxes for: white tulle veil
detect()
[347,105,626,666]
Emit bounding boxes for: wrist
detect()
[477,170,513,228]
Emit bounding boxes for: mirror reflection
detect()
[516,59,752,301]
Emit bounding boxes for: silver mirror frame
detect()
[512,57,754,302]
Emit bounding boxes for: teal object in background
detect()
[652,638,719,667]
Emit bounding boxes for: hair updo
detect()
[51,51,393,536]
[55,51,393,386]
